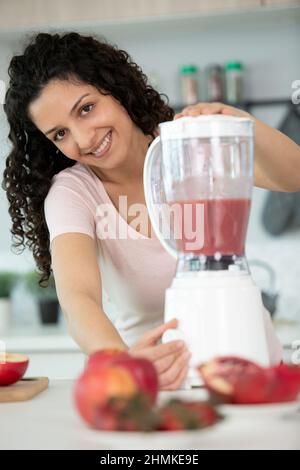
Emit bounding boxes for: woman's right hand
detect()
[129,318,191,391]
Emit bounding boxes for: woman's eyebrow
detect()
[44,93,91,136]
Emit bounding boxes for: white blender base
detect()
[162,273,270,389]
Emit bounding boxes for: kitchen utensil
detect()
[0,377,49,402]
[144,115,270,387]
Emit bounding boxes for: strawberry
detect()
[157,399,220,431]
[94,393,159,432]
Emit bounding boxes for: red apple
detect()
[0,353,29,386]
[86,349,159,405]
[86,349,129,369]
[74,364,138,427]
[114,357,158,405]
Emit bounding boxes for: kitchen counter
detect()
[1,323,79,353]
[0,380,299,450]
[2,318,300,353]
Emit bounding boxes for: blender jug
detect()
[144,115,270,387]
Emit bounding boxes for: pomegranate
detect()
[198,356,300,405]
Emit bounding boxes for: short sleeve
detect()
[44,183,96,245]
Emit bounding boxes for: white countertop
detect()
[0,380,299,450]
[1,319,300,355]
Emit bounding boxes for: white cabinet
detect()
[0,0,277,32]
[1,0,299,32]
[262,0,300,6]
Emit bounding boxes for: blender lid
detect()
[159,115,254,140]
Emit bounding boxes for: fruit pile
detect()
[198,356,300,405]
[74,349,220,432]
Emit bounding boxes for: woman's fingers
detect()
[154,349,183,375]
[174,101,250,119]
[174,102,223,118]
[160,363,189,391]
[137,318,178,346]
[130,338,185,363]
[159,348,191,389]
[130,337,191,391]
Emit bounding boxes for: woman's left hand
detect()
[174,102,251,120]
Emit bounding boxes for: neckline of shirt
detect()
[81,163,160,244]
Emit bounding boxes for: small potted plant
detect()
[24,271,60,325]
[0,271,19,334]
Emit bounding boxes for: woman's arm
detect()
[51,232,190,389]
[253,117,300,192]
[175,102,300,192]
[51,233,127,354]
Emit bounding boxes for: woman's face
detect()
[29,79,146,173]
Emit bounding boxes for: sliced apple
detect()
[0,353,29,386]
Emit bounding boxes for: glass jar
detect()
[225,61,244,104]
[205,64,224,102]
[180,65,199,106]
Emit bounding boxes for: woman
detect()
[3,32,299,389]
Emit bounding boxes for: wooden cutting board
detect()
[0,377,49,403]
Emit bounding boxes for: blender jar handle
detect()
[143,136,178,259]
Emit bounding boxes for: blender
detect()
[143,115,270,387]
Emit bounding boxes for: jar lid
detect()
[225,61,243,70]
[159,115,254,139]
[180,65,198,74]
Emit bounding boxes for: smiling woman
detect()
[2,31,289,390]
[3,32,172,286]
[2,32,192,391]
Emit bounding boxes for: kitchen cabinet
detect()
[262,0,300,6]
[1,0,299,33]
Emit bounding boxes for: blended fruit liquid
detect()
[169,198,251,256]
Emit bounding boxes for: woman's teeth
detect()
[91,131,112,157]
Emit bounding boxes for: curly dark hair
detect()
[2,32,174,286]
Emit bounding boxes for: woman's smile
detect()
[87,130,113,159]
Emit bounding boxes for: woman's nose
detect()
[72,128,97,154]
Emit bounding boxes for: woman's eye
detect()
[53,104,94,142]
[54,129,66,142]
[80,104,94,115]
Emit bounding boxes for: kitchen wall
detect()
[0,6,299,324]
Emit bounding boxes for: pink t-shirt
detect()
[44,162,282,363]
[44,162,177,347]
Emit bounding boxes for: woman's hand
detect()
[174,101,251,120]
[129,318,191,391]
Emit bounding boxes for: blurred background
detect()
[0,0,300,377]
